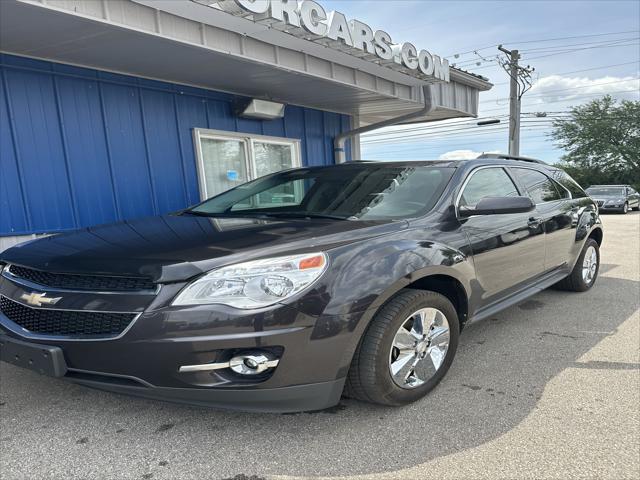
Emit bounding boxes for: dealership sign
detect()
[208,0,450,82]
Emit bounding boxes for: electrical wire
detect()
[453,37,639,68]
[479,78,640,104]
[491,61,640,86]
[444,29,640,59]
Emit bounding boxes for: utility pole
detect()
[498,45,534,157]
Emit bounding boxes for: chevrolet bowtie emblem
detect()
[19,292,62,307]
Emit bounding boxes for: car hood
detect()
[1,214,400,282]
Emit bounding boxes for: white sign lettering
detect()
[218,0,450,82]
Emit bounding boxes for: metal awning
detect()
[0,0,492,125]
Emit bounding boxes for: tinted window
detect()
[552,171,587,198]
[512,168,563,203]
[586,187,626,196]
[191,165,455,220]
[460,168,519,208]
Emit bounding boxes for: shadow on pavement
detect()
[1,274,638,479]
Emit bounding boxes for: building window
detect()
[193,128,301,200]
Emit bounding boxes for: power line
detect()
[362,119,556,142]
[362,124,552,145]
[361,115,510,138]
[491,61,640,86]
[362,135,555,157]
[521,41,640,61]
[479,77,640,104]
[453,37,639,69]
[479,90,640,113]
[465,41,640,71]
[518,37,640,54]
[444,29,640,59]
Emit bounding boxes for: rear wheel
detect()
[345,289,459,406]
[554,238,600,292]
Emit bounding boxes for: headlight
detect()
[172,252,328,308]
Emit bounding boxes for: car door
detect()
[626,187,640,208]
[510,167,574,271]
[457,166,546,305]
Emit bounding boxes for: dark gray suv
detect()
[0,154,603,412]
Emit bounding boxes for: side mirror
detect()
[459,196,535,217]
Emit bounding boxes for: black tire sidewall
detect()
[371,291,460,406]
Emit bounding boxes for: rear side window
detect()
[459,168,519,208]
[551,170,587,199]
[512,168,563,204]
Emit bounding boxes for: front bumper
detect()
[0,332,345,412]
[0,281,362,412]
[0,309,354,412]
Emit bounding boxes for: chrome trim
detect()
[3,264,161,296]
[0,296,143,342]
[0,293,139,314]
[179,357,280,373]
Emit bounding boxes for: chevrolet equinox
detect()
[0,154,603,412]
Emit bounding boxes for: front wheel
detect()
[345,289,459,406]
[622,202,629,214]
[554,238,600,292]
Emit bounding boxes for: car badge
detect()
[19,292,62,307]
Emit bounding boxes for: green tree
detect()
[552,95,640,190]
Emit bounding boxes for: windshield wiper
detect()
[181,210,216,217]
[182,210,348,221]
[252,212,349,221]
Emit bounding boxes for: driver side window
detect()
[460,168,519,208]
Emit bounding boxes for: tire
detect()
[632,204,640,212]
[553,238,600,292]
[345,289,460,406]
[621,202,629,214]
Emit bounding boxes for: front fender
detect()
[323,237,473,318]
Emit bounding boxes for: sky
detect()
[321,0,640,163]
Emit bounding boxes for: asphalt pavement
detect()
[1,213,639,480]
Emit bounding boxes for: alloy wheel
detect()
[582,245,598,284]
[388,308,451,389]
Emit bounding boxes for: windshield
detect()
[586,187,626,196]
[189,165,454,220]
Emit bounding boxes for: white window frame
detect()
[192,128,302,201]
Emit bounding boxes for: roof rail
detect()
[477,153,547,165]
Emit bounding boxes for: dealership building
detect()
[0,0,492,250]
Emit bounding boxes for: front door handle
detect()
[528,217,543,228]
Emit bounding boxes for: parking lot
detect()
[1,212,638,480]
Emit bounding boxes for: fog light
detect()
[229,353,279,375]
[178,351,279,374]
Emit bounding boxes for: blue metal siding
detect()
[0,54,352,236]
